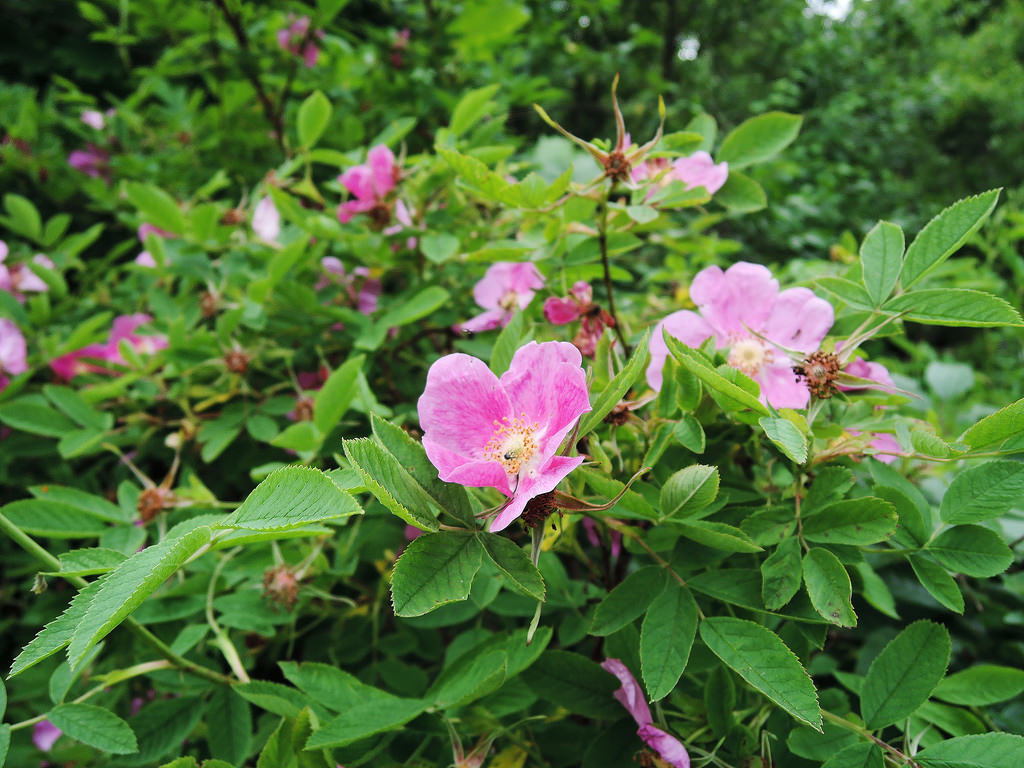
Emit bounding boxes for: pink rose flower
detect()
[457,262,545,334]
[33,719,62,751]
[543,281,614,356]
[0,318,28,392]
[277,14,324,67]
[0,242,52,300]
[252,195,281,244]
[337,145,399,225]
[417,341,591,532]
[50,313,167,381]
[647,262,834,409]
[68,144,110,180]
[671,151,729,194]
[602,658,690,768]
[320,257,380,315]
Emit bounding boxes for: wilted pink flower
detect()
[0,318,28,392]
[602,658,690,768]
[337,145,399,226]
[252,196,281,244]
[277,14,324,68]
[647,262,834,409]
[33,719,62,751]
[544,281,614,356]
[68,144,110,180]
[457,262,545,334]
[50,313,167,380]
[81,109,106,130]
[418,341,591,532]
[320,257,380,315]
[0,243,52,301]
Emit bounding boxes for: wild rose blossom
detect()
[417,341,591,531]
[0,241,52,301]
[647,261,834,409]
[277,14,324,68]
[457,262,545,334]
[252,195,281,244]
[320,257,380,315]
[543,280,613,356]
[51,314,167,381]
[0,318,28,392]
[602,658,690,768]
[633,150,729,196]
[337,145,399,226]
[68,144,110,180]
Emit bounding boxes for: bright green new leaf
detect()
[343,437,440,531]
[714,171,767,212]
[297,90,332,148]
[49,703,138,754]
[940,461,1024,524]
[659,464,719,519]
[665,335,769,416]
[450,83,500,136]
[305,697,426,749]
[124,182,186,235]
[391,532,483,616]
[221,466,362,530]
[759,416,808,463]
[859,221,905,305]
[313,355,364,434]
[959,397,1024,450]
[717,112,803,168]
[885,289,1022,327]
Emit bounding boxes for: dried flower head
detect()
[262,564,302,610]
[793,351,841,399]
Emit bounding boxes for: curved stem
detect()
[206,547,251,683]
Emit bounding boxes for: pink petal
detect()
[763,287,834,354]
[0,319,28,375]
[646,310,714,391]
[841,358,894,390]
[489,454,584,531]
[867,432,903,463]
[638,724,690,768]
[357,278,381,315]
[252,196,281,243]
[33,720,62,752]
[690,262,779,340]
[601,658,652,726]
[0,241,7,262]
[110,313,152,343]
[569,281,592,304]
[756,361,810,409]
[673,151,728,195]
[339,166,375,202]
[81,109,106,130]
[394,199,413,227]
[473,262,544,310]
[137,223,175,242]
[367,145,397,197]
[321,256,345,277]
[500,341,591,455]
[457,308,508,333]
[135,251,156,268]
[544,295,581,325]
[418,353,514,479]
[302,42,319,68]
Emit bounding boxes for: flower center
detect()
[498,291,519,312]
[727,337,772,376]
[484,413,540,477]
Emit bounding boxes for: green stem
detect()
[821,709,920,766]
[206,547,251,683]
[1,512,234,686]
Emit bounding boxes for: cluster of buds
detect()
[534,74,664,184]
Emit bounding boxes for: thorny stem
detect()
[0,511,234,686]
[597,199,631,356]
[821,709,921,767]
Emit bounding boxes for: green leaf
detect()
[699,617,822,731]
[428,649,507,709]
[859,221,905,305]
[233,681,307,719]
[854,562,899,620]
[490,310,525,374]
[29,485,130,523]
[268,421,319,453]
[1,499,108,538]
[0,724,8,766]
[900,189,1001,289]
[908,554,964,614]
[917,733,1024,768]
[762,538,803,610]
[343,437,440,531]
[0,395,79,437]
[860,620,950,729]
[380,286,450,328]
[305,697,425,749]
[313,355,364,434]
[717,112,802,168]
[420,232,460,264]
[577,331,649,439]
[714,170,766,212]
[450,83,500,136]
[665,336,769,416]
[391,532,483,616]
[67,527,212,668]
[759,417,808,463]
[220,466,362,530]
[124,182,187,236]
[478,533,545,600]
[522,650,621,719]
[640,582,698,700]
[3,193,42,240]
[114,696,204,767]
[960,397,1024,450]
[927,525,1013,578]
[43,385,112,430]
[659,464,719,519]
[297,90,331,148]
[206,687,251,765]
[9,580,103,677]
[279,662,370,712]
[822,743,883,768]
[941,461,1024,524]
[49,703,138,754]
[673,414,705,453]
[802,548,856,627]
[53,547,128,577]
[884,289,1022,327]
[671,520,763,553]
[590,566,668,636]
[801,498,898,545]
[933,665,1024,707]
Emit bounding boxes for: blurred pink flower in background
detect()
[135,222,177,267]
[277,14,324,68]
[68,144,110,180]
[841,355,905,463]
[0,241,53,301]
[457,262,545,333]
[647,262,834,409]
[320,257,380,315]
[33,719,62,751]
[582,517,622,558]
[51,313,167,380]
[544,280,614,356]
[252,195,281,244]
[602,658,690,768]
[80,109,105,130]
[417,341,590,531]
[632,148,728,196]
[337,145,399,225]
[0,318,28,392]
